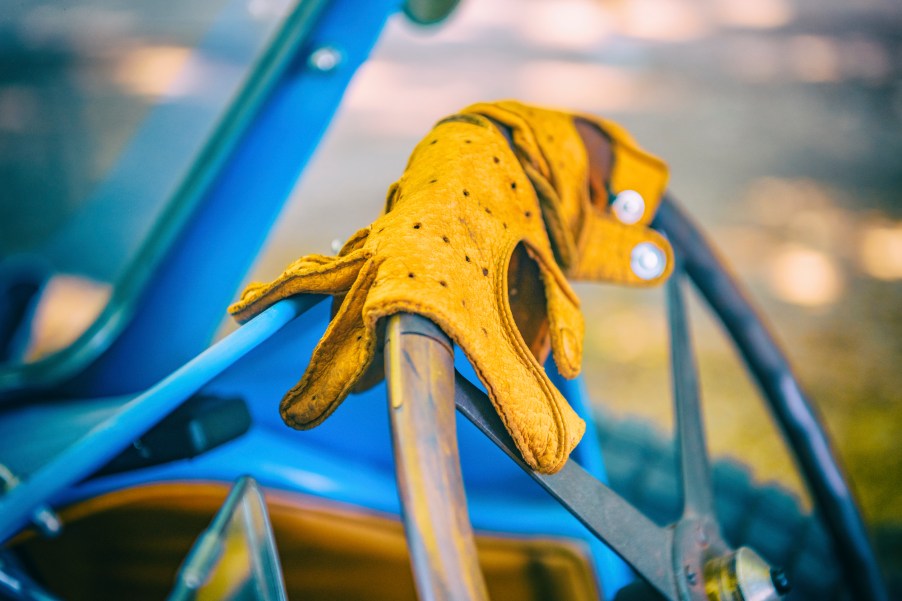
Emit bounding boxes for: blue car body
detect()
[0,1,632,597]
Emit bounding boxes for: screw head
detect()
[771,568,792,595]
[612,189,646,224]
[308,46,342,72]
[630,241,667,280]
[33,506,62,537]
[685,566,698,586]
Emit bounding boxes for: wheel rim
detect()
[382,195,888,601]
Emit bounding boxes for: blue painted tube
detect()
[84,0,404,392]
[0,297,321,543]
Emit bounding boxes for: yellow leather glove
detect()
[230,102,672,474]
[462,101,673,284]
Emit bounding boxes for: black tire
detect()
[595,413,845,601]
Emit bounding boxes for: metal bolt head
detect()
[706,547,782,601]
[630,241,667,280]
[771,568,792,595]
[33,506,62,537]
[612,189,646,224]
[685,566,698,586]
[308,46,342,72]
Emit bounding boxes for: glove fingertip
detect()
[228,301,258,324]
[554,325,582,379]
[228,281,267,319]
[532,412,586,474]
[279,383,335,430]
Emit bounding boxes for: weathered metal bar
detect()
[666,272,715,519]
[452,373,680,600]
[655,195,889,601]
[385,313,490,601]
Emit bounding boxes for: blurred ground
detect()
[248,0,902,559]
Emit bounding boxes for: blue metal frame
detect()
[66,0,404,395]
[0,0,402,399]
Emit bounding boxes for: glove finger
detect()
[458,240,586,474]
[507,241,584,379]
[349,316,387,393]
[571,217,674,286]
[523,244,585,380]
[362,236,585,473]
[280,258,378,429]
[229,243,371,324]
[507,242,552,364]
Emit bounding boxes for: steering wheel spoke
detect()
[385,314,490,601]
[657,196,889,601]
[386,312,681,600]
[453,372,680,600]
[667,271,715,521]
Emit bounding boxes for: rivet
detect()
[308,46,342,72]
[612,189,646,225]
[771,568,792,595]
[630,242,666,280]
[685,566,698,586]
[33,506,62,537]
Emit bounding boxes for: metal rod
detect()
[654,195,888,601]
[666,272,715,519]
[385,313,489,601]
[0,295,322,545]
[452,373,680,600]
